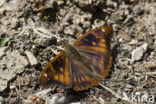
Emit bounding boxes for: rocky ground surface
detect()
[0,0,156,104]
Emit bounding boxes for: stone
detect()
[57,0,64,5]
[131,43,148,61]
[128,39,138,45]
[34,27,55,38]
[0,96,4,104]
[119,31,131,41]
[0,50,28,92]
[25,51,38,66]
[0,79,7,92]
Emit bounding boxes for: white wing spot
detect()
[101,29,105,32]
[44,73,47,77]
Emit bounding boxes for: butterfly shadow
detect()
[64,89,91,103]
[111,43,120,72]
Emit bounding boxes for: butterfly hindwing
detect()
[77,49,112,79]
[69,58,99,91]
[40,51,72,88]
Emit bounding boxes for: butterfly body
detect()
[40,26,113,91]
[65,44,82,60]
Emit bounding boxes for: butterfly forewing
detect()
[74,26,113,53]
[74,26,113,79]
[40,51,72,88]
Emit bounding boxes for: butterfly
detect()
[40,26,113,91]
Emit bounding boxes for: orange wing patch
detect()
[40,51,72,88]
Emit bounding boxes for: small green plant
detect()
[43,15,50,21]
[0,38,8,46]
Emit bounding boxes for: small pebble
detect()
[128,39,138,45]
[0,96,4,104]
[119,31,131,41]
[34,27,54,38]
[0,79,8,92]
[131,43,148,61]
[25,51,38,66]
[57,0,64,5]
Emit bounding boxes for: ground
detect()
[0,0,156,104]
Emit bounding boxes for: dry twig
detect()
[99,83,137,104]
